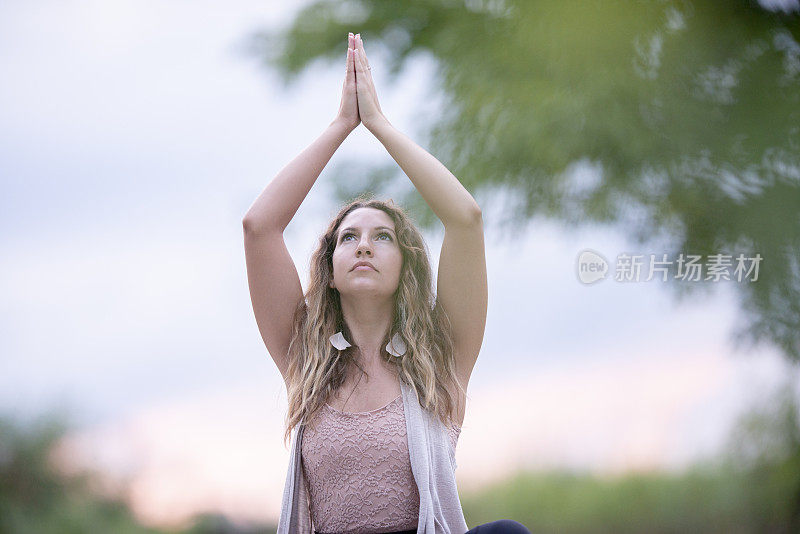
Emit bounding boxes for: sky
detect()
[1,0,798,529]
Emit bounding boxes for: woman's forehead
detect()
[340,207,395,229]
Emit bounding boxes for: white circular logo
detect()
[576,249,608,284]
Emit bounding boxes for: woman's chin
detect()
[338,285,396,298]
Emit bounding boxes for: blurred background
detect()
[2,0,800,532]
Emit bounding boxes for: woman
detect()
[243,32,530,534]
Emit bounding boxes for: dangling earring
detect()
[386,332,407,358]
[329,331,351,350]
[329,331,406,357]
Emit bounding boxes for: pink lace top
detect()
[300,394,461,534]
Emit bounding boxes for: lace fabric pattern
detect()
[301,394,461,534]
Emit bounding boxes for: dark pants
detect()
[316,521,532,534]
[466,519,532,533]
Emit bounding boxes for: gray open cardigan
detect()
[277,378,469,534]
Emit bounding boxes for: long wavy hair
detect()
[282,193,466,447]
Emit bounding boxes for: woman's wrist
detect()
[330,117,358,135]
[365,115,392,137]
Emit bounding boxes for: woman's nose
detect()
[357,239,372,255]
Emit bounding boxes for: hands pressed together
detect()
[336,32,386,132]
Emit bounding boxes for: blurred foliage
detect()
[1,376,798,532]
[245,0,800,363]
[0,412,273,533]
[0,413,161,533]
[460,376,800,533]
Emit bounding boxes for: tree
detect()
[0,413,157,533]
[245,0,800,363]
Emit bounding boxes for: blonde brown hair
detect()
[282,193,466,447]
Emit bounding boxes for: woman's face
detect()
[329,207,403,299]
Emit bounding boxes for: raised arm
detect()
[243,120,353,232]
[352,34,488,386]
[243,34,361,232]
[242,34,360,383]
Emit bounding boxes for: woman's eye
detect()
[341,232,392,241]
